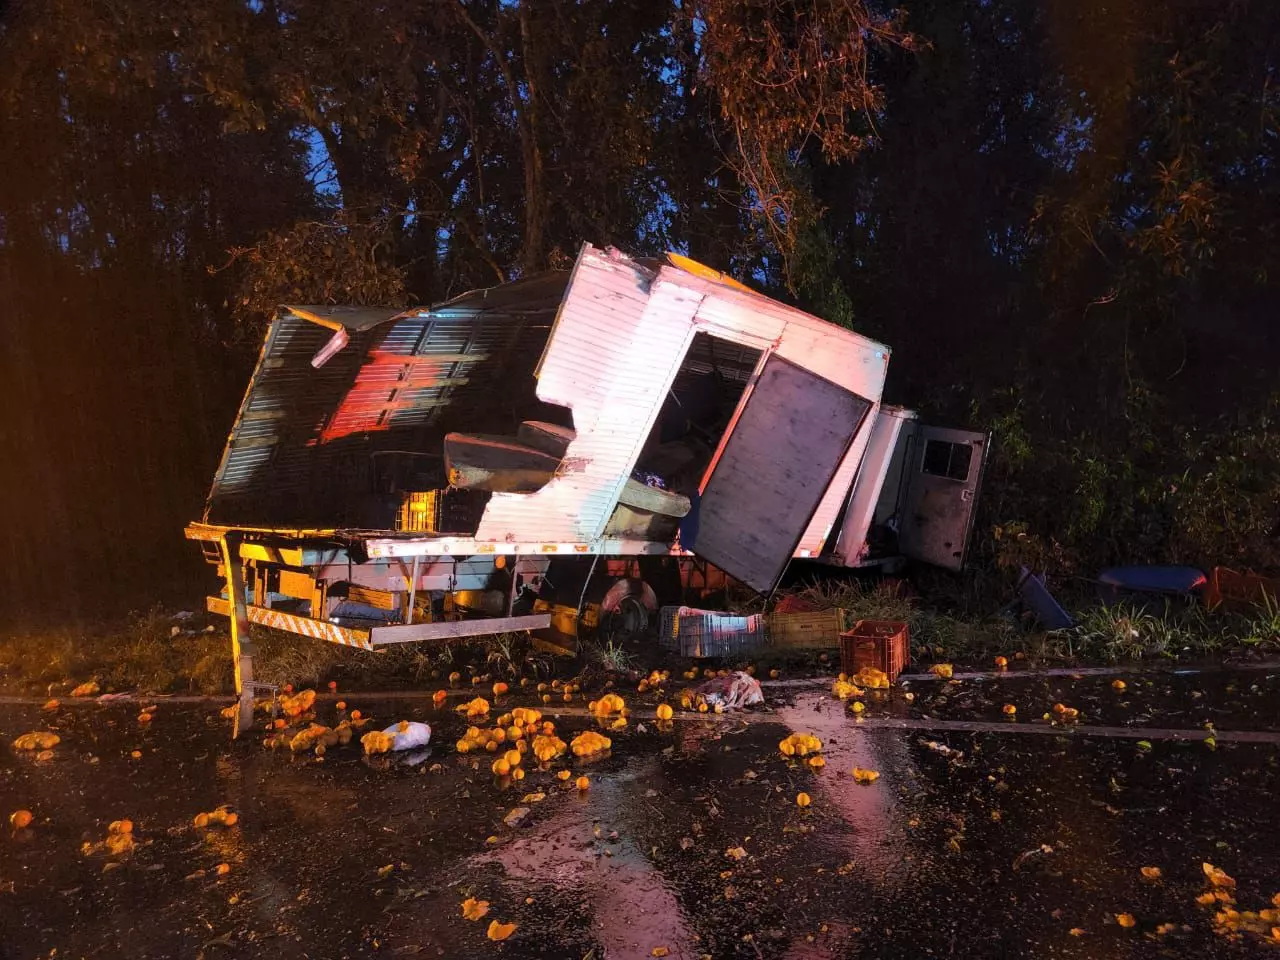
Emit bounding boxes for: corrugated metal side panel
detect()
[474,248,697,542]
[206,283,564,526]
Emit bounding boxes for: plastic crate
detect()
[766,609,848,649]
[395,489,489,534]
[840,619,910,683]
[658,606,767,658]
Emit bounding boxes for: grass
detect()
[582,637,638,673]
[776,577,1280,667]
[0,606,232,695]
[4,585,1278,697]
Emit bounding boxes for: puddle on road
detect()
[2,675,1279,958]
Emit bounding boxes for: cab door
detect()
[898,426,988,571]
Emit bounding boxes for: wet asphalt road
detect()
[3,668,1280,959]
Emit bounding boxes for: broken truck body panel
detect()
[188,242,984,715]
[687,356,872,593]
[200,243,891,560]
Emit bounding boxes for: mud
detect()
[3,668,1279,959]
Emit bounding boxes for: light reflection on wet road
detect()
[2,667,1279,958]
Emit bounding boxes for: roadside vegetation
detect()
[2,584,1277,697]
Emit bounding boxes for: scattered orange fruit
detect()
[462,897,490,921]
[1116,913,1136,928]
[493,682,509,697]
[216,863,231,876]
[557,769,571,781]
[1203,862,1236,889]
[1141,866,1162,880]
[1112,679,1127,691]
[796,792,811,808]
[486,920,517,941]
[655,703,673,721]
[42,699,59,711]
[852,767,880,784]
[492,758,511,776]
[576,776,590,791]
[994,656,1008,668]
[336,700,347,710]
[10,810,34,829]
[1002,704,1017,716]
[808,756,826,770]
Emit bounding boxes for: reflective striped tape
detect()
[206,597,373,650]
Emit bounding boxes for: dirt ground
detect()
[3,667,1280,959]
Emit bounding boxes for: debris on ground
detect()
[379,720,431,752]
[12,732,60,751]
[193,806,238,829]
[455,697,491,719]
[486,920,517,941]
[9,809,34,829]
[778,733,823,758]
[852,666,890,689]
[462,898,489,921]
[70,681,100,697]
[696,671,763,710]
[570,731,611,757]
[82,819,135,858]
[280,688,317,718]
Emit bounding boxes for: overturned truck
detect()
[188,244,987,720]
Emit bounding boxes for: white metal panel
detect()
[473,249,698,542]
[473,245,890,554]
[689,356,871,592]
[832,406,916,566]
[669,269,889,555]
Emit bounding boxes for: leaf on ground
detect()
[377,864,395,879]
[461,897,489,921]
[1141,866,1162,880]
[520,792,545,804]
[726,846,747,861]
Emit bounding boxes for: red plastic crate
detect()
[840,620,910,683]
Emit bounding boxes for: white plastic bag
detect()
[380,721,432,751]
